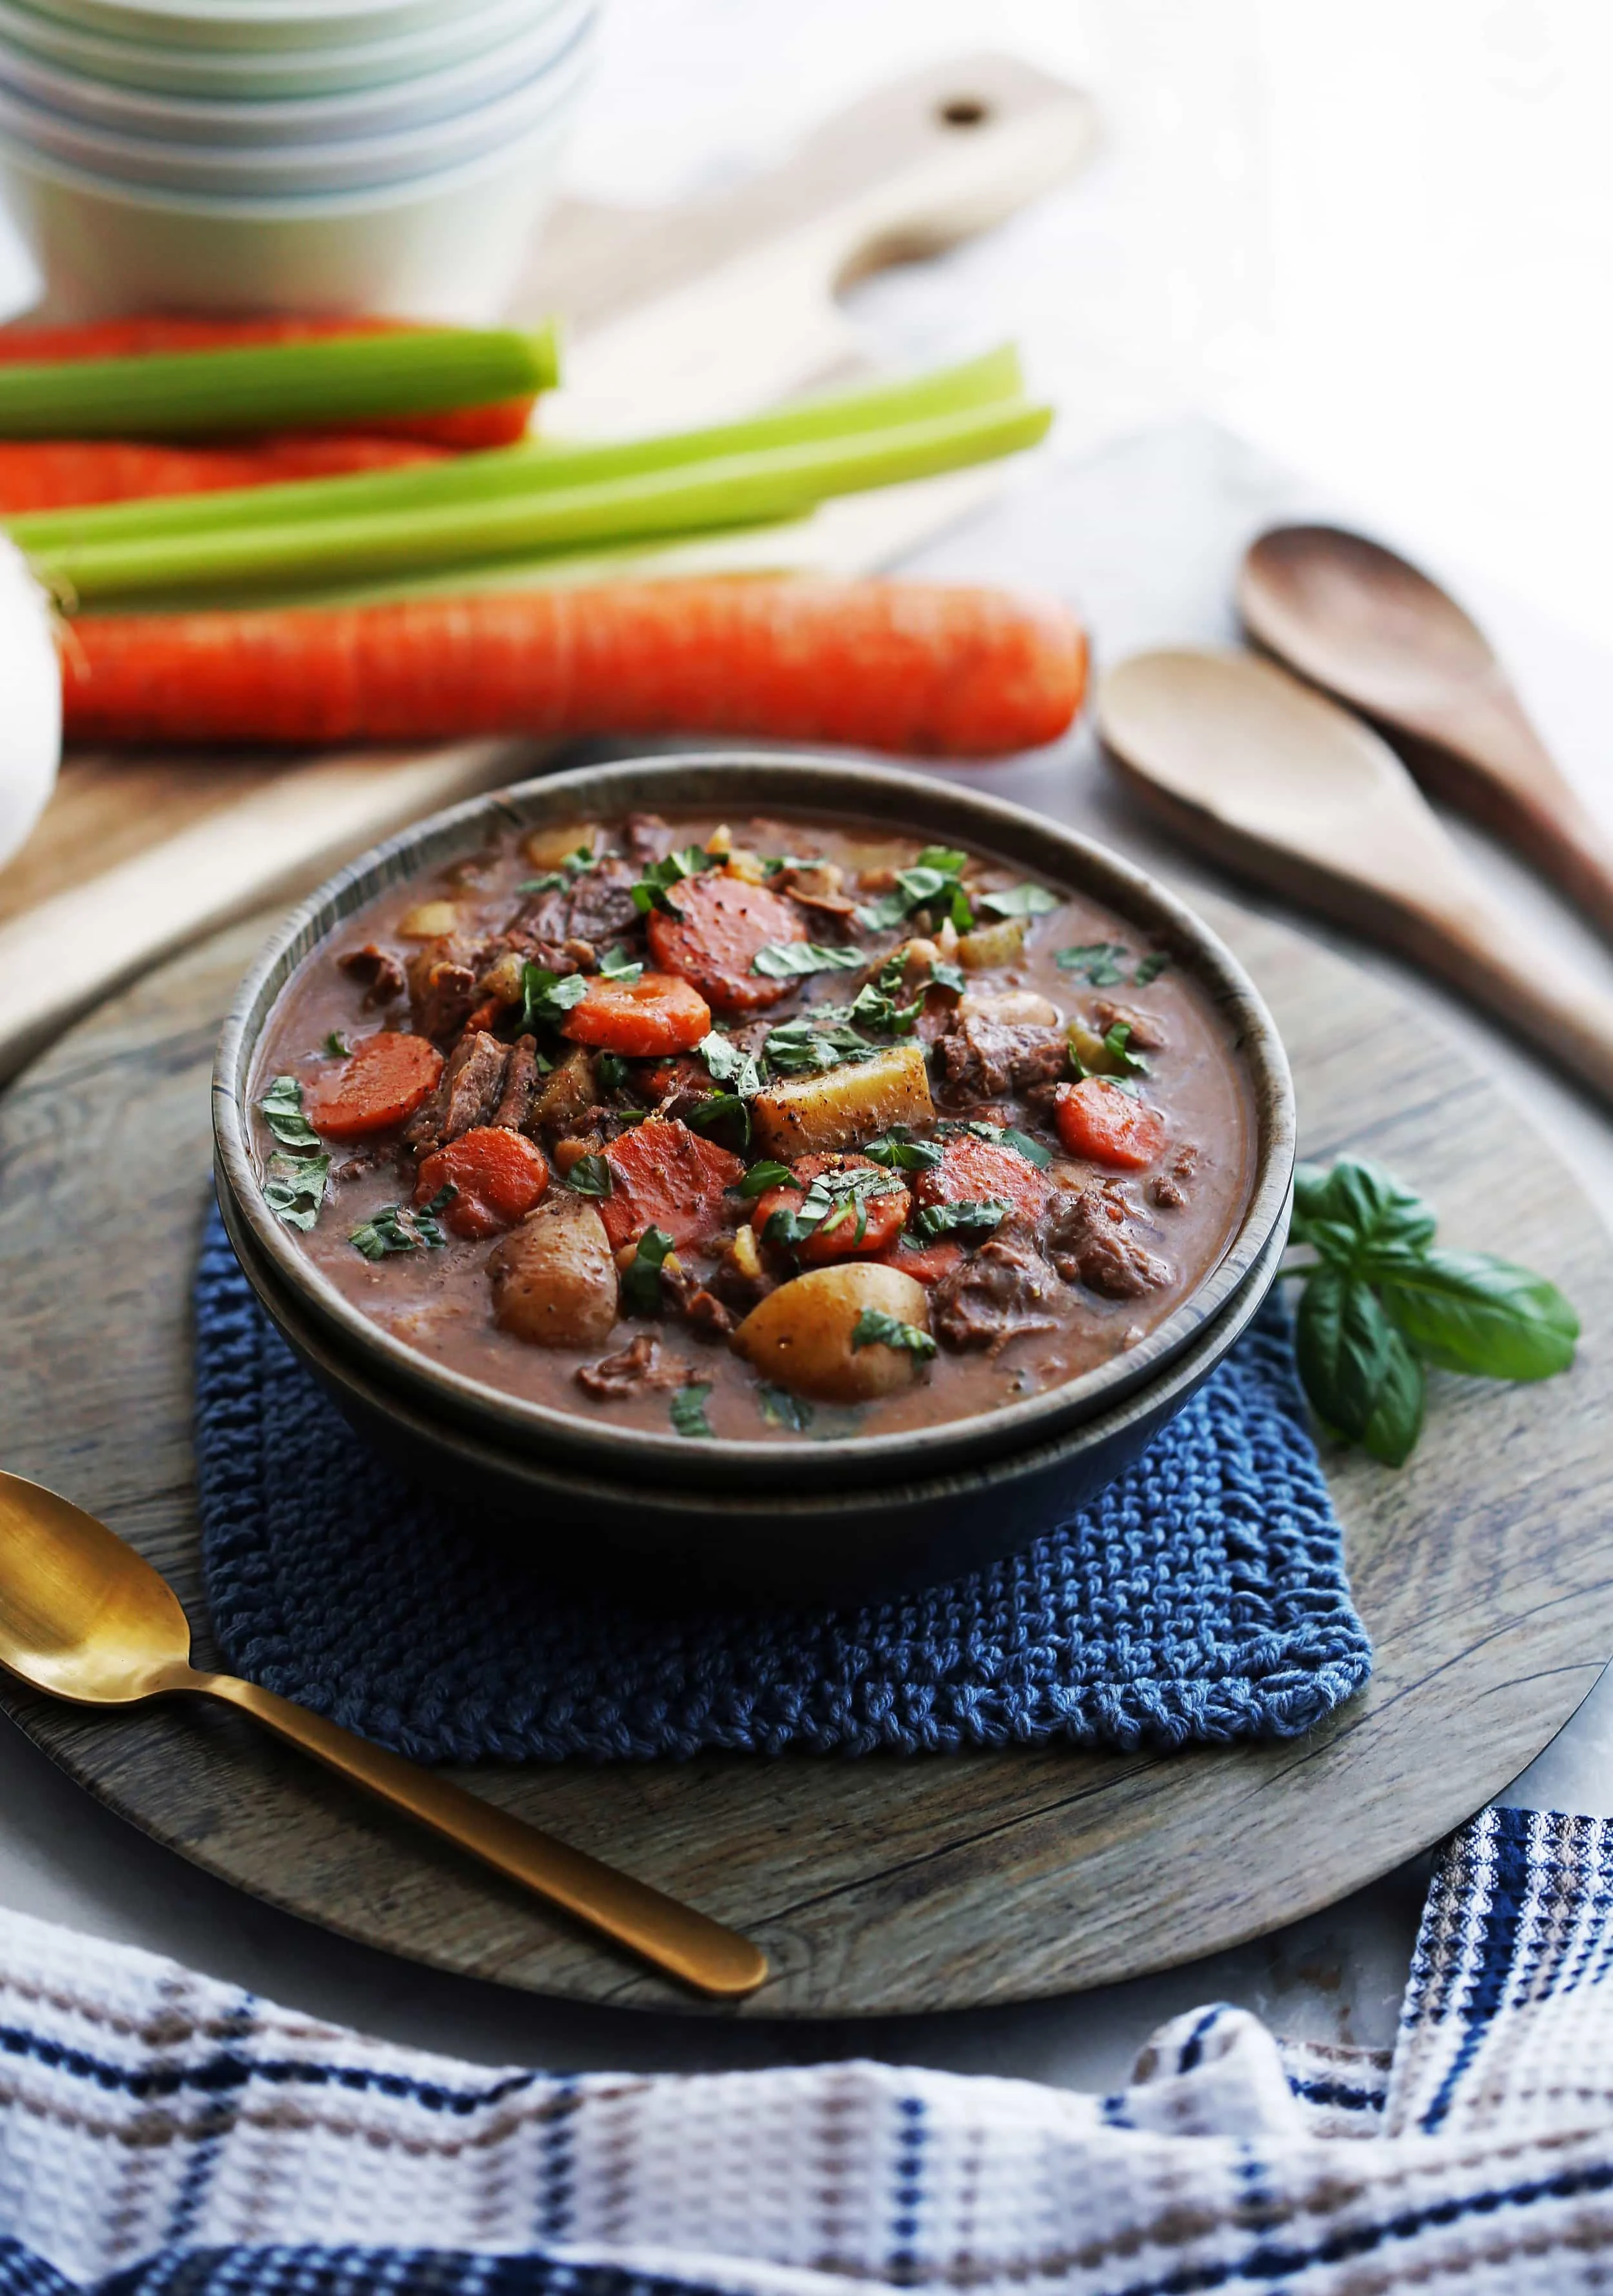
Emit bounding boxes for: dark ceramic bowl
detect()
[214,753,1296,1600]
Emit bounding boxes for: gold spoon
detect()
[1097,645,1613,1106]
[1239,523,1613,939]
[0,1470,768,2002]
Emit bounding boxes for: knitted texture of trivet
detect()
[194,1208,1371,1762]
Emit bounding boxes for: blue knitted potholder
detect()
[194,1208,1371,1762]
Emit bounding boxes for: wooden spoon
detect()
[0,1468,768,2002]
[1097,646,1613,1106]
[1239,523,1613,937]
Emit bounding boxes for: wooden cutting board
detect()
[0,51,1095,1082]
[1,820,1608,2017]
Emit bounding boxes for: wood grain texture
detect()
[0,885,1606,2017]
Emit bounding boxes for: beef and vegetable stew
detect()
[251,811,1255,1441]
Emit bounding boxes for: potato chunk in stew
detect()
[751,1042,934,1158]
[489,1195,618,1348]
[734,1264,932,1404]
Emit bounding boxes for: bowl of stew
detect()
[214,754,1296,1599]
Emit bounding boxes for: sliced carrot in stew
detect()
[914,1133,1050,1224]
[598,1117,746,1252]
[304,1031,443,1139]
[750,1153,910,1264]
[561,970,712,1056]
[415,1126,548,1239]
[1053,1079,1167,1169]
[646,872,806,1014]
[874,1237,966,1285]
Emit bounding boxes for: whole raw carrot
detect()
[0,315,535,449]
[0,434,449,514]
[60,579,1088,756]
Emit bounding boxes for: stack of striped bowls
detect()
[0,0,596,318]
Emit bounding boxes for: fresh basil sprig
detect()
[850,1308,937,1361]
[1287,1157,1578,1466]
[263,1150,330,1232]
[349,1186,454,1261]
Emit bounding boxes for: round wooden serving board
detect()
[0,888,1608,2019]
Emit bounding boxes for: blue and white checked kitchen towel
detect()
[0,1804,1610,2293]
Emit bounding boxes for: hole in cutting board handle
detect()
[938,97,991,128]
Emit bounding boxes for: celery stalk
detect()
[7,344,1024,551]
[35,398,1052,606]
[0,326,558,441]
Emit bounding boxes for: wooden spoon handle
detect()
[1419,892,1613,1105]
[188,1668,767,1999]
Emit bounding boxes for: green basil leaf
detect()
[850,1308,937,1361]
[686,1092,751,1148]
[928,958,966,995]
[757,1382,814,1433]
[1056,941,1129,985]
[1292,1157,1437,1265]
[916,846,968,874]
[1374,1248,1579,1381]
[597,946,644,983]
[519,963,589,1032]
[999,1125,1054,1170]
[915,1198,1008,1239]
[260,1073,322,1150]
[596,1052,630,1093]
[670,1382,714,1439]
[697,1030,762,1096]
[348,1190,452,1260]
[621,1223,675,1317]
[979,883,1058,921]
[565,1154,614,1199]
[321,1031,350,1059]
[262,1149,330,1232]
[737,1159,794,1197]
[1131,951,1170,986]
[863,1129,945,1172]
[1102,1020,1149,1076]
[1294,1264,1396,1442]
[1361,1327,1426,1466]
[751,941,866,980]
[762,1014,879,1074]
[630,844,718,915]
[853,850,975,933]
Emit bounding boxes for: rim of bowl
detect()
[0,72,584,209]
[23,0,547,45]
[214,754,1297,1491]
[0,0,572,92]
[0,0,592,132]
[0,14,593,184]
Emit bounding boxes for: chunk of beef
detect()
[1092,999,1169,1053]
[930,1236,1063,1351]
[407,941,481,1045]
[517,855,643,952]
[336,943,405,1006]
[624,811,675,863]
[935,1014,1069,1108]
[1045,1185,1172,1299]
[528,1046,599,1139]
[1147,1143,1199,1211]
[403,1030,508,1156]
[494,1036,541,1132]
[659,1256,739,1339]
[575,1333,688,1400]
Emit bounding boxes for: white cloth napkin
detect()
[0,1804,1608,2294]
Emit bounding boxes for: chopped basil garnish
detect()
[1102,1020,1149,1076]
[621,1223,675,1316]
[687,1092,750,1148]
[631,844,718,915]
[863,1128,944,1172]
[671,1382,714,1439]
[978,883,1058,921]
[915,1197,1010,1239]
[933,1119,1053,1169]
[597,946,644,983]
[263,1150,330,1232]
[757,1382,815,1432]
[855,847,974,933]
[928,958,966,995]
[519,843,598,894]
[762,1012,879,1074]
[565,1154,614,1198]
[763,1163,903,1253]
[260,1073,322,1150]
[850,1308,937,1361]
[697,1029,761,1097]
[1132,952,1170,985]
[1056,941,1168,988]
[850,952,924,1035]
[519,963,589,1032]
[737,1159,794,1197]
[596,1052,630,1093]
[1001,1124,1054,1168]
[349,1186,454,1261]
[321,1031,350,1059]
[751,941,865,980]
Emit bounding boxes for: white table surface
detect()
[1,0,1610,2091]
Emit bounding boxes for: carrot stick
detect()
[0,434,449,515]
[61,578,1088,757]
[0,315,539,447]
